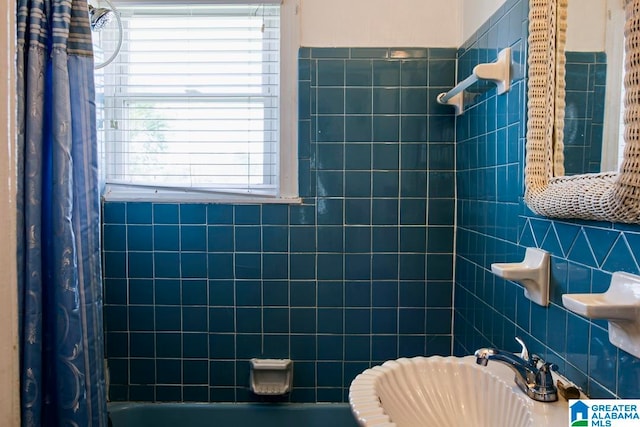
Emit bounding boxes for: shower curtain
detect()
[17,0,108,426]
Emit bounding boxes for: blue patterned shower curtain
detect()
[16,0,108,426]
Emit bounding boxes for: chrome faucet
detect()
[474,337,558,402]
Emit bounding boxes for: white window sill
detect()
[102,184,302,204]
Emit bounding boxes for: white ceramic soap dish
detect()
[491,247,550,306]
[250,358,293,396]
[562,271,640,358]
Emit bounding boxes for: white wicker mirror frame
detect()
[524,0,640,223]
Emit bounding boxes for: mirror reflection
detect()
[561,0,625,175]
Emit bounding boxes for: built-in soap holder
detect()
[491,247,550,306]
[562,271,640,358]
[250,358,293,396]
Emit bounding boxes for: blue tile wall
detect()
[103,47,457,403]
[453,0,640,399]
[563,51,607,174]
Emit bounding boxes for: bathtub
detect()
[108,402,359,427]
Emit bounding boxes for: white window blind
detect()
[99,3,281,197]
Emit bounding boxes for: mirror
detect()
[560,0,626,175]
[524,0,640,223]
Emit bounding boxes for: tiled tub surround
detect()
[453,0,640,399]
[102,47,457,403]
[563,51,606,175]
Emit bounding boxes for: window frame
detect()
[100,0,300,204]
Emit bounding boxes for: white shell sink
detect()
[349,356,570,427]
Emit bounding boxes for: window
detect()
[97,1,298,201]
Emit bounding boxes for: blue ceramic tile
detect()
[317,226,344,253]
[209,334,235,359]
[399,281,425,307]
[316,361,342,387]
[156,333,181,358]
[207,254,233,279]
[344,254,371,280]
[103,225,126,251]
[602,236,640,274]
[345,227,371,253]
[372,308,397,334]
[400,88,428,114]
[400,171,427,198]
[104,202,126,223]
[129,306,154,331]
[318,281,343,307]
[345,172,372,198]
[317,88,345,114]
[155,359,181,384]
[317,60,345,86]
[398,335,426,358]
[373,61,400,86]
[261,204,288,225]
[372,335,398,361]
[372,144,399,170]
[290,204,316,225]
[345,335,371,361]
[290,335,316,361]
[154,225,179,251]
[263,308,289,333]
[209,308,234,333]
[180,204,206,224]
[129,279,153,305]
[399,254,425,280]
[428,59,456,87]
[426,282,452,308]
[344,308,371,334]
[127,203,152,224]
[317,116,345,142]
[317,144,345,170]
[262,226,288,253]
[181,253,207,279]
[345,144,372,170]
[183,306,207,332]
[262,253,288,279]
[345,88,372,114]
[290,281,316,307]
[236,307,261,333]
[317,171,344,198]
[425,309,452,334]
[235,281,261,306]
[589,325,618,392]
[372,227,399,252]
[183,360,208,384]
[317,308,343,334]
[372,199,398,225]
[210,361,235,386]
[400,60,428,86]
[344,281,371,307]
[183,333,208,358]
[234,226,261,253]
[290,308,316,333]
[154,279,180,305]
[181,225,206,252]
[428,199,454,225]
[398,308,425,334]
[128,252,153,279]
[234,253,261,279]
[317,254,343,281]
[400,227,426,252]
[208,280,234,306]
[152,204,179,224]
[290,254,316,280]
[317,199,343,225]
[428,116,455,142]
[104,305,128,332]
[345,116,373,142]
[372,254,399,280]
[584,228,619,267]
[345,60,372,86]
[373,88,400,114]
[345,199,371,225]
[372,116,399,142]
[207,204,233,225]
[400,116,428,142]
[400,144,427,170]
[208,226,234,252]
[104,279,127,305]
[372,172,400,198]
[130,359,155,384]
[262,281,288,306]
[569,231,597,267]
[234,205,261,225]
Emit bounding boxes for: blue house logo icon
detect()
[570,401,589,426]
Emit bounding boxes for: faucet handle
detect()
[515,337,529,361]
